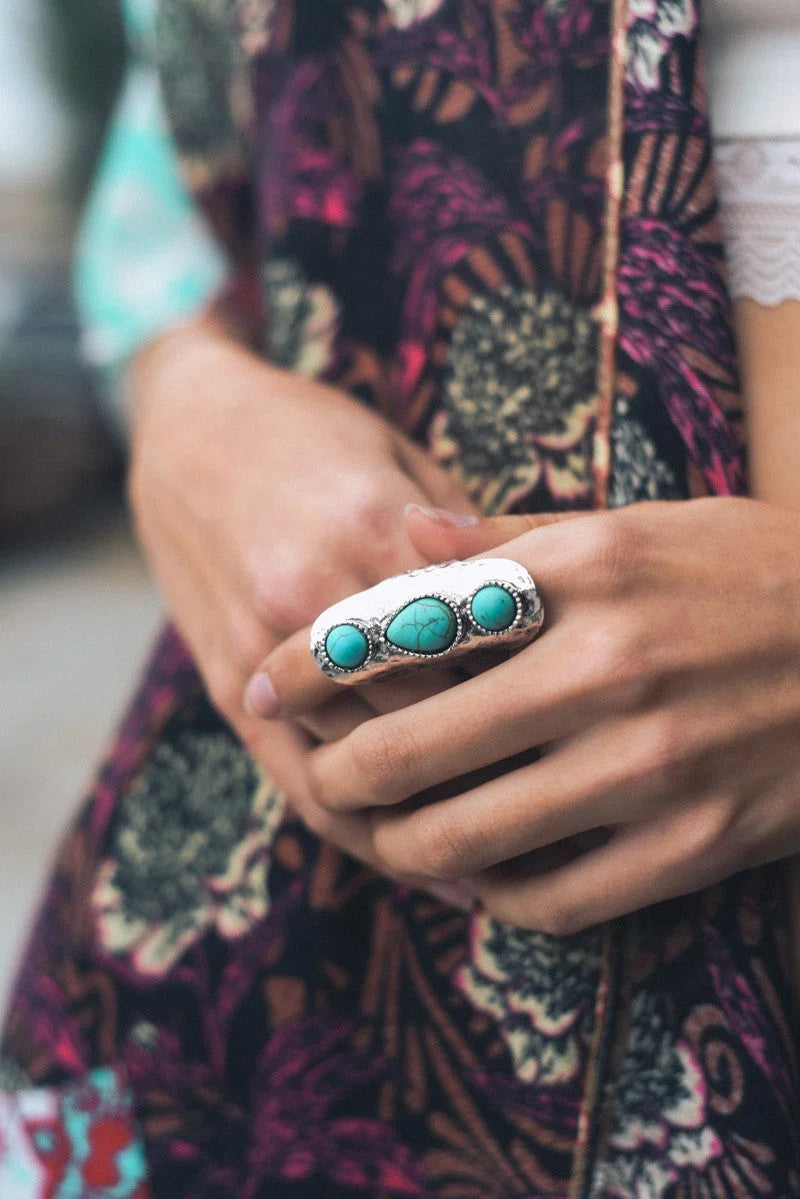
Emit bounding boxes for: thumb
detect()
[404,503,587,562]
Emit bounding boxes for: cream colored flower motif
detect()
[236,0,275,56]
[430,287,597,512]
[264,259,340,379]
[454,909,601,1085]
[601,992,722,1196]
[92,731,286,977]
[383,0,445,29]
[608,396,680,506]
[626,0,695,90]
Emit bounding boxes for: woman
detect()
[2,0,800,1194]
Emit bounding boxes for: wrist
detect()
[127,313,244,425]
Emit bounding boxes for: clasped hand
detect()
[250,497,800,934]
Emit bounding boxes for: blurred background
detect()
[0,0,162,1017]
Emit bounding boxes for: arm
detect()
[73,0,227,438]
[736,298,800,511]
[246,303,800,931]
[735,296,800,969]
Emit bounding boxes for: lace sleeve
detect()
[713,137,800,307]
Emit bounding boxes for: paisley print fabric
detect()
[3,1,800,1196]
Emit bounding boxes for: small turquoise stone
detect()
[471,585,517,632]
[325,624,370,670]
[386,597,458,655]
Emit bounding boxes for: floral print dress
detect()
[2,1,799,1196]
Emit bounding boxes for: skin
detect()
[735,297,800,968]
[251,496,800,933]
[129,290,800,935]
[128,313,480,898]
[239,299,800,936]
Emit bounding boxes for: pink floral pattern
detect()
[245,1018,423,1195]
[3,2,799,1195]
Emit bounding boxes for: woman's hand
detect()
[253,497,800,932]
[126,315,477,865]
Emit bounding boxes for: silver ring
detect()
[310,558,544,685]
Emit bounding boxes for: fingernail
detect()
[243,671,278,718]
[404,503,479,528]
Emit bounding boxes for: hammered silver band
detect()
[310,558,544,685]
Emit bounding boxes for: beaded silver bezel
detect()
[467,581,524,636]
[321,619,375,674]
[378,592,465,661]
[311,559,544,684]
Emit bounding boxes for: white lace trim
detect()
[713,137,800,306]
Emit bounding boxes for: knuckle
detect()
[300,755,356,830]
[578,617,651,702]
[249,549,321,632]
[636,711,691,793]
[483,891,585,936]
[349,720,419,803]
[303,754,333,812]
[207,668,244,726]
[296,796,334,840]
[410,809,474,879]
[684,796,736,864]
[535,898,585,937]
[577,514,637,595]
[227,614,267,678]
[333,473,396,538]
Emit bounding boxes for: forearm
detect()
[125,314,301,476]
[736,298,800,509]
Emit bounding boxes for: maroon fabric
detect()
[2,2,799,1195]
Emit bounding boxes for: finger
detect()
[471,798,734,934]
[360,663,471,711]
[245,624,343,717]
[294,690,374,742]
[392,434,481,518]
[241,714,375,859]
[245,615,471,721]
[305,615,609,812]
[248,717,473,906]
[405,503,586,563]
[365,708,697,881]
[367,738,621,882]
[245,511,605,723]
[246,507,604,723]
[236,708,397,879]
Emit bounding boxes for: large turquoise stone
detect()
[325,624,370,670]
[386,597,458,655]
[470,585,517,632]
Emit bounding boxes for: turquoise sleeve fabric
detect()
[74,0,227,433]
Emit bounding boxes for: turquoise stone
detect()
[386,597,458,655]
[325,624,370,670]
[470,585,517,632]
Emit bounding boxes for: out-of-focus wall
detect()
[0,1,162,1020]
[0,1,70,189]
[0,0,124,542]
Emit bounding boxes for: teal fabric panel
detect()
[74,0,227,429]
